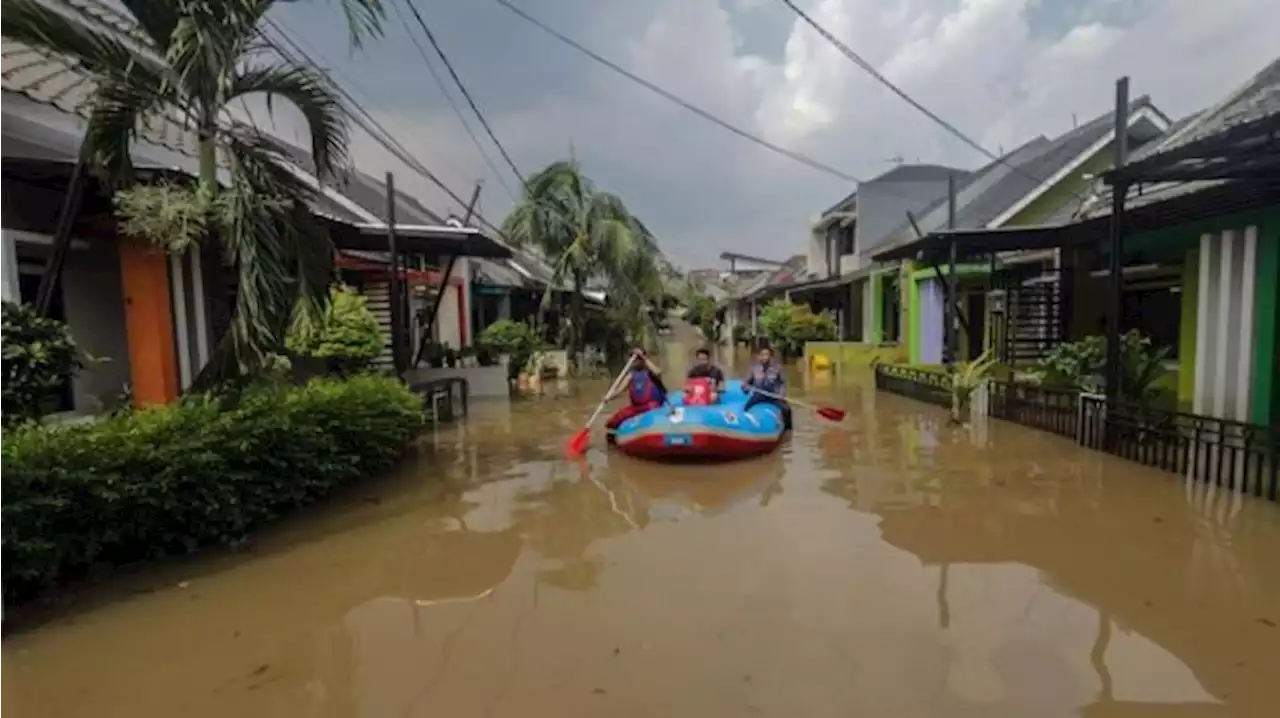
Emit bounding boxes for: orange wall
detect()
[118,237,179,406]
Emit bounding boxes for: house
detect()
[719,255,809,345]
[835,98,1172,366]
[1,11,509,411]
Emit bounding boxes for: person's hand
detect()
[632,347,646,358]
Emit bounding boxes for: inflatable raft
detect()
[612,380,787,460]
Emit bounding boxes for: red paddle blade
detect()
[817,407,846,422]
[565,429,590,458]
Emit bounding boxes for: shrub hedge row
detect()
[1,375,424,604]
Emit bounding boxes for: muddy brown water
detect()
[5,342,1280,717]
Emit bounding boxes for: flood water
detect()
[5,337,1280,717]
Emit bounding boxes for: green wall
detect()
[1004,143,1118,227]
[1250,220,1279,425]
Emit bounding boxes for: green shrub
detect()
[1,375,423,604]
[758,299,838,357]
[286,284,385,374]
[1033,330,1171,403]
[2,301,87,426]
[479,318,544,373]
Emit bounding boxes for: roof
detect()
[873,96,1167,254]
[873,179,1280,264]
[1132,58,1280,161]
[818,164,968,217]
[1,0,199,157]
[1084,59,1280,218]
[324,219,513,259]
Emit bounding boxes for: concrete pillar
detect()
[2,231,19,302]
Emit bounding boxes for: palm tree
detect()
[501,160,663,367]
[1,0,386,384]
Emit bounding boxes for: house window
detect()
[837,225,854,256]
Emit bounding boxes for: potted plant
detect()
[444,344,459,368]
[950,349,997,424]
[423,341,446,368]
[459,345,477,367]
[475,341,495,367]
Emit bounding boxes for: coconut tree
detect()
[501,160,664,368]
[1,0,386,384]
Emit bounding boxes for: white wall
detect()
[1193,226,1259,421]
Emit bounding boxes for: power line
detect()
[389,0,518,201]
[402,0,527,188]
[489,0,865,184]
[262,19,489,220]
[774,0,1091,202]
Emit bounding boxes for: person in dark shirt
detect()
[743,345,792,430]
[686,347,725,403]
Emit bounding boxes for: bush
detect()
[1033,330,1170,403]
[758,299,838,357]
[1,375,424,604]
[285,285,385,374]
[479,319,544,374]
[2,301,87,426]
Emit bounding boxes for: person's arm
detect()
[713,367,726,390]
[743,364,756,386]
[774,369,786,395]
[641,355,662,376]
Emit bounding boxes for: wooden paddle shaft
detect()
[584,359,635,428]
[747,386,813,410]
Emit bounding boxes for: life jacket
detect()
[627,369,663,405]
[684,377,714,406]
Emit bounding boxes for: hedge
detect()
[1,375,424,604]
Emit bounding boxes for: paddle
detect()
[566,359,635,457]
[747,387,846,422]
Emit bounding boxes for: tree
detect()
[2,0,387,385]
[501,160,662,369]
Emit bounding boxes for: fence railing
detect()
[987,380,1080,439]
[874,365,1280,501]
[1079,394,1279,501]
[872,364,952,409]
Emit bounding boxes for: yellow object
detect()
[811,353,832,370]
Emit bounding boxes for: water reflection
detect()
[4,360,1280,718]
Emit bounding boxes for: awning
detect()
[335,251,456,285]
[778,266,873,296]
[873,178,1280,264]
[324,218,514,259]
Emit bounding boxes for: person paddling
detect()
[742,345,792,430]
[605,347,667,433]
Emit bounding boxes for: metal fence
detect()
[872,363,952,409]
[874,365,1280,501]
[987,380,1080,439]
[1079,394,1279,501]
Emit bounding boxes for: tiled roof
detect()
[1081,58,1280,220]
[874,96,1166,251]
[1,1,200,157]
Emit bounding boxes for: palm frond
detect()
[115,0,181,53]
[230,63,348,179]
[82,75,171,185]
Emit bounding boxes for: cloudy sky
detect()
[266,0,1279,268]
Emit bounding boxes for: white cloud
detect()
[331,0,1278,267]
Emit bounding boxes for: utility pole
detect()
[944,172,958,366]
[385,171,404,376]
[1105,78,1130,404]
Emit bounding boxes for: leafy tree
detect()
[1,302,86,426]
[285,284,384,374]
[1,0,387,385]
[501,160,662,369]
[479,318,545,376]
[758,299,837,357]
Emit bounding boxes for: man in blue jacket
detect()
[742,345,792,430]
